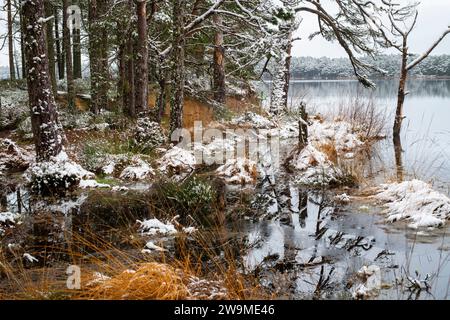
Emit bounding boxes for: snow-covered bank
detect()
[375,180,450,229]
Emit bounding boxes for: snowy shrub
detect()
[0,89,28,130]
[26,151,94,195]
[133,117,166,152]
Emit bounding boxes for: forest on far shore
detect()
[261,54,450,80]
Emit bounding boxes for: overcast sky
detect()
[0,0,449,66]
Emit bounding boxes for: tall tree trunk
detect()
[169,0,186,137]
[212,13,225,104]
[45,2,57,96]
[270,30,292,115]
[19,0,26,79]
[63,0,75,109]
[156,75,167,123]
[134,0,149,116]
[88,0,110,114]
[72,30,82,79]
[55,8,65,80]
[121,1,136,117]
[7,0,16,80]
[72,1,82,79]
[393,38,408,141]
[22,0,63,162]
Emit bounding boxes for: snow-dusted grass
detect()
[288,144,351,186]
[309,120,364,158]
[374,179,450,229]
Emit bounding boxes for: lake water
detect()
[259,79,450,186]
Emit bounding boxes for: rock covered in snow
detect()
[374,179,450,229]
[216,158,257,185]
[288,145,346,186]
[158,146,196,178]
[133,117,166,152]
[17,116,33,140]
[26,151,95,195]
[119,157,155,181]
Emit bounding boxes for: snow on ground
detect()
[289,144,344,186]
[374,180,450,229]
[229,112,275,129]
[137,218,177,236]
[216,158,258,185]
[119,157,155,181]
[158,146,196,177]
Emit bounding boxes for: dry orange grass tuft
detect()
[318,143,338,164]
[82,262,190,300]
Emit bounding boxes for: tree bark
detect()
[270,30,292,115]
[393,38,408,141]
[63,0,75,109]
[7,0,16,80]
[72,0,82,79]
[72,30,82,79]
[55,8,65,80]
[22,0,64,162]
[169,0,186,137]
[134,0,149,116]
[88,0,110,114]
[19,0,26,79]
[45,1,57,96]
[213,13,226,104]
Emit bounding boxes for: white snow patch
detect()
[79,179,111,189]
[142,241,167,252]
[137,218,177,236]
[375,180,450,229]
[23,253,39,264]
